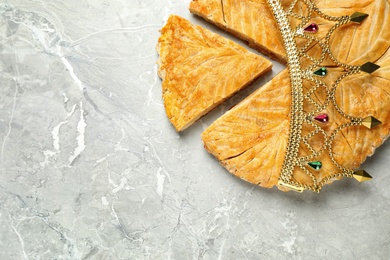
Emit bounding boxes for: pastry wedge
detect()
[189,0,287,63]
[157,15,272,131]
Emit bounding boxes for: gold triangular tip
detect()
[353,170,373,182]
[362,116,382,129]
[361,62,380,74]
[350,12,369,23]
[353,171,373,182]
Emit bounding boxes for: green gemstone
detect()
[313,67,327,77]
[308,161,322,171]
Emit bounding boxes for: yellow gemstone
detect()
[353,170,372,182]
[362,116,381,129]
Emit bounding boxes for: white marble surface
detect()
[0,0,390,259]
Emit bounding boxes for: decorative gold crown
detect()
[267,0,382,192]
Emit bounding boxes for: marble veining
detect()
[0,0,389,259]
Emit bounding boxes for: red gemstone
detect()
[304,23,319,33]
[314,113,329,123]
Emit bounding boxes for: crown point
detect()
[353,170,372,182]
[304,23,319,33]
[350,12,369,23]
[314,113,329,124]
[308,161,322,171]
[313,67,327,77]
[362,116,381,129]
[361,62,380,74]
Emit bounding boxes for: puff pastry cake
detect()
[157,0,390,192]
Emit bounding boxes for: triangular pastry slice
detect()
[157,15,272,131]
[189,0,286,63]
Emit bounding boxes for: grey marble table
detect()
[1,0,389,259]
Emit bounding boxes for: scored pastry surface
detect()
[189,0,287,64]
[157,15,272,131]
[202,70,291,188]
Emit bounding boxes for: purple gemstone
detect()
[314,113,329,123]
[304,23,319,33]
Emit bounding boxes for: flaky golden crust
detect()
[157,15,272,131]
[202,70,290,188]
[189,0,287,64]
